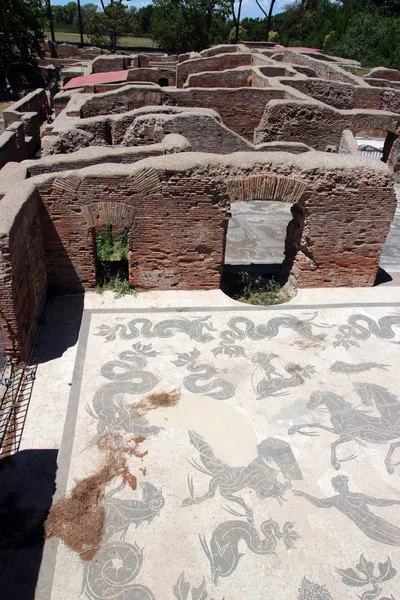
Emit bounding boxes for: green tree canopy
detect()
[86,0,138,50]
[152,0,230,53]
[323,10,400,68]
[0,0,46,76]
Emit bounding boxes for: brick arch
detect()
[224,174,307,204]
[81,202,135,228]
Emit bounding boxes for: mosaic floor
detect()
[35,301,400,600]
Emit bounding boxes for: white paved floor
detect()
[16,287,400,600]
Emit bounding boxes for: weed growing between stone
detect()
[95,274,137,298]
[233,272,291,306]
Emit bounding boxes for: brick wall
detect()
[33,157,396,295]
[35,167,230,294]
[0,154,396,361]
[0,188,47,360]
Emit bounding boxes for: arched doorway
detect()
[81,201,135,289]
[222,174,307,302]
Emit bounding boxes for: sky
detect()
[49,0,289,20]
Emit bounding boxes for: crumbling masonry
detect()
[0,43,399,361]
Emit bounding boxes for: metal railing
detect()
[0,364,37,457]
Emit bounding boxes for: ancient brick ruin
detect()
[0,43,399,361]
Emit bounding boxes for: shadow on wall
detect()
[29,295,84,365]
[0,449,58,600]
[40,202,90,298]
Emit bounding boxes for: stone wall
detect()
[0,89,49,170]
[282,78,358,109]
[176,53,252,87]
[282,78,400,113]
[44,106,252,155]
[339,130,359,155]
[80,85,289,141]
[282,50,364,85]
[255,100,400,149]
[185,68,252,89]
[367,67,400,82]
[24,135,191,175]
[3,89,49,128]
[0,125,24,169]
[117,113,252,153]
[127,67,176,86]
[0,185,47,360]
[91,54,138,73]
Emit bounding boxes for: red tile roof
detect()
[63,70,129,90]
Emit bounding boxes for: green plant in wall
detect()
[96,225,128,261]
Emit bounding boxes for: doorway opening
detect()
[158,77,169,87]
[94,225,129,288]
[221,200,295,304]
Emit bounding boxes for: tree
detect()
[254,0,277,40]
[135,4,153,35]
[86,0,138,51]
[73,2,98,29]
[229,0,244,42]
[323,10,400,68]
[268,29,279,41]
[0,0,46,77]
[228,24,247,42]
[151,0,209,53]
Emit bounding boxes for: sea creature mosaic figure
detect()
[182,431,303,522]
[96,316,216,343]
[173,572,224,600]
[172,349,235,400]
[86,343,161,447]
[103,481,165,540]
[84,542,155,600]
[334,314,400,349]
[200,511,300,584]
[251,352,316,398]
[336,554,397,600]
[294,475,400,546]
[219,314,329,345]
[84,480,165,600]
[288,384,400,474]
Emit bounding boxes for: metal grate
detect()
[0,325,9,387]
[0,364,37,457]
[359,150,383,161]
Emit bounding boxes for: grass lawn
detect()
[44,30,155,48]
